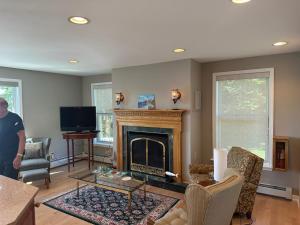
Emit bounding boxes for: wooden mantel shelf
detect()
[114,108,186,182]
[114,109,185,122]
[114,109,185,113]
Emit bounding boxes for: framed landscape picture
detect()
[138,94,156,109]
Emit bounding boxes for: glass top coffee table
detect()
[69,167,146,210]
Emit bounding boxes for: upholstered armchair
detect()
[151,174,243,225]
[227,147,264,219]
[189,147,263,219]
[189,164,214,184]
[19,137,52,179]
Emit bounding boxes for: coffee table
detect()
[69,168,146,210]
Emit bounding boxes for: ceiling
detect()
[0,0,299,76]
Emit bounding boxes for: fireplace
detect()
[124,128,173,177]
[114,109,185,182]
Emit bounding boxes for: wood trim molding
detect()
[114,109,186,182]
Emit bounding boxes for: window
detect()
[213,68,274,168]
[91,82,113,144]
[0,78,22,117]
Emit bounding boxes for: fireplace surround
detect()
[124,127,173,177]
[114,109,185,182]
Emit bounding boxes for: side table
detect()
[62,132,98,172]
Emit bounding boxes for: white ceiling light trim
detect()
[69,59,79,64]
[232,0,251,4]
[273,41,288,46]
[68,16,89,25]
[173,48,185,53]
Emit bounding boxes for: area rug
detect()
[44,185,179,225]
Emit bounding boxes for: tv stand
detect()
[62,131,98,172]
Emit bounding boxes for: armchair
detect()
[189,147,263,219]
[152,174,243,225]
[227,147,264,219]
[19,137,52,185]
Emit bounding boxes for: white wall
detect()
[0,67,82,160]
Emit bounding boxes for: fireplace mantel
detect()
[114,108,184,119]
[114,109,186,182]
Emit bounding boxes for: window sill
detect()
[263,162,273,171]
[93,142,113,148]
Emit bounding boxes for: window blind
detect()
[216,74,270,161]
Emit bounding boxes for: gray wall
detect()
[0,67,82,160]
[3,52,298,194]
[201,52,300,194]
[112,59,202,180]
[190,60,202,163]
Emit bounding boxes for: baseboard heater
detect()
[50,155,82,169]
[257,183,292,200]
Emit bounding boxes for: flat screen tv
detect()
[60,106,96,132]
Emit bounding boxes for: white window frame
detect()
[91,82,113,147]
[212,68,274,169]
[0,78,23,118]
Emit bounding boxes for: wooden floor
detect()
[31,161,300,225]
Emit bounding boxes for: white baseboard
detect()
[292,195,299,208]
[81,152,113,164]
[50,153,113,169]
[50,155,82,168]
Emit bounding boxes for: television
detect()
[60,106,96,132]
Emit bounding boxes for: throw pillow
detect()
[23,142,43,159]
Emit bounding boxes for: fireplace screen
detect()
[130,137,166,176]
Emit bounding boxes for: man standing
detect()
[0,97,25,179]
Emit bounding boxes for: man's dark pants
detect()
[0,158,19,180]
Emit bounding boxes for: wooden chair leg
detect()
[45,177,50,189]
[246,211,252,219]
[48,167,51,183]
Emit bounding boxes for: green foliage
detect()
[220,78,268,115]
[0,86,16,112]
[218,78,269,160]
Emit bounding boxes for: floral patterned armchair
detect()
[189,147,264,219]
[227,147,264,218]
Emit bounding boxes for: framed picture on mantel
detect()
[138,94,156,109]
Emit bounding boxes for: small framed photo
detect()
[138,94,156,109]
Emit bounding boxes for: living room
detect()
[0,1,299,225]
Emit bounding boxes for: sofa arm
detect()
[150,208,187,225]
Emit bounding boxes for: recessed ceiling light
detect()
[68,16,89,25]
[273,41,288,46]
[173,48,185,53]
[69,59,79,64]
[232,0,251,4]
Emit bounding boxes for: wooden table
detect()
[0,175,39,225]
[69,169,146,211]
[62,132,98,172]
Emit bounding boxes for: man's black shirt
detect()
[0,112,24,161]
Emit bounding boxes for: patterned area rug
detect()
[44,185,179,225]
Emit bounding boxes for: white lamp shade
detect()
[213,148,228,181]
